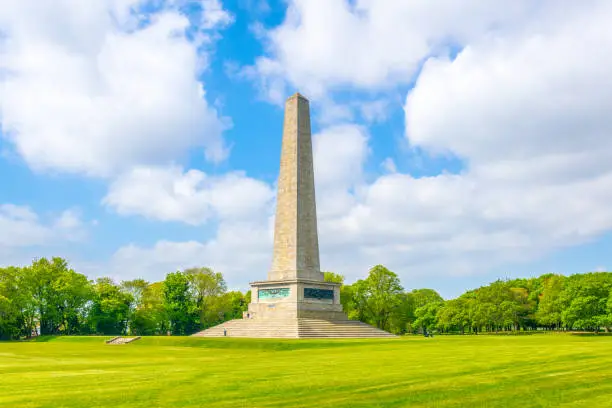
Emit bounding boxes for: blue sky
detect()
[1,0,611,298]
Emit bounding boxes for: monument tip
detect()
[288,92,309,101]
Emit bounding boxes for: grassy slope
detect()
[1,335,611,408]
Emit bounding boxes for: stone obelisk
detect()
[248,93,344,320]
[192,93,395,337]
[269,93,323,282]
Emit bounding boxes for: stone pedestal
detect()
[248,279,346,320]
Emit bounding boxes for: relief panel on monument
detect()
[304,288,334,300]
[258,288,290,300]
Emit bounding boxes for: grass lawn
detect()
[1,334,611,407]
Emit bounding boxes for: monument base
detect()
[191,278,396,338]
[247,279,345,320]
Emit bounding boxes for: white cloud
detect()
[103,124,366,226]
[0,0,231,177]
[359,100,390,123]
[0,204,87,250]
[314,98,355,126]
[313,125,368,219]
[200,0,234,29]
[318,171,612,278]
[249,0,561,99]
[54,209,82,230]
[381,158,397,173]
[103,165,275,225]
[313,125,368,189]
[398,2,612,252]
[0,204,51,248]
[109,216,273,284]
[107,208,274,285]
[406,4,612,166]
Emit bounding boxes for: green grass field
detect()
[1,334,611,407]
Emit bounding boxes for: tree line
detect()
[336,265,612,334]
[0,257,247,340]
[1,258,611,339]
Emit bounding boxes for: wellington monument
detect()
[194,94,393,338]
[248,93,345,321]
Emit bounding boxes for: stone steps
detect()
[192,319,396,338]
[298,319,395,338]
[193,319,299,338]
[105,336,142,344]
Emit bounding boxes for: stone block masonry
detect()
[269,93,323,282]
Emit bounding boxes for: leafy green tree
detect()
[225,291,249,319]
[185,267,226,328]
[121,279,149,334]
[0,294,17,339]
[186,267,226,300]
[462,280,533,332]
[536,275,566,329]
[500,299,523,330]
[338,282,360,320]
[506,287,534,330]
[388,292,415,334]
[563,296,602,331]
[21,258,63,335]
[323,272,345,284]
[121,279,148,307]
[129,281,167,335]
[89,278,133,335]
[19,257,91,335]
[560,273,612,331]
[399,289,445,333]
[55,269,93,334]
[0,267,26,339]
[201,291,248,326]
[414,301,443,333]
[437,297,471,334]
[410,289,444,308]
[605,291,612,332]
[163,272,198,335]
[361,265,404,330]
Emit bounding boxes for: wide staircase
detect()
[193,319,298,338]
[298,319,395,338]
[192,319,395,338]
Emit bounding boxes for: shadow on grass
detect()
[17,335,400,351]
[136,336,400,351]
[19,335,114,343]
